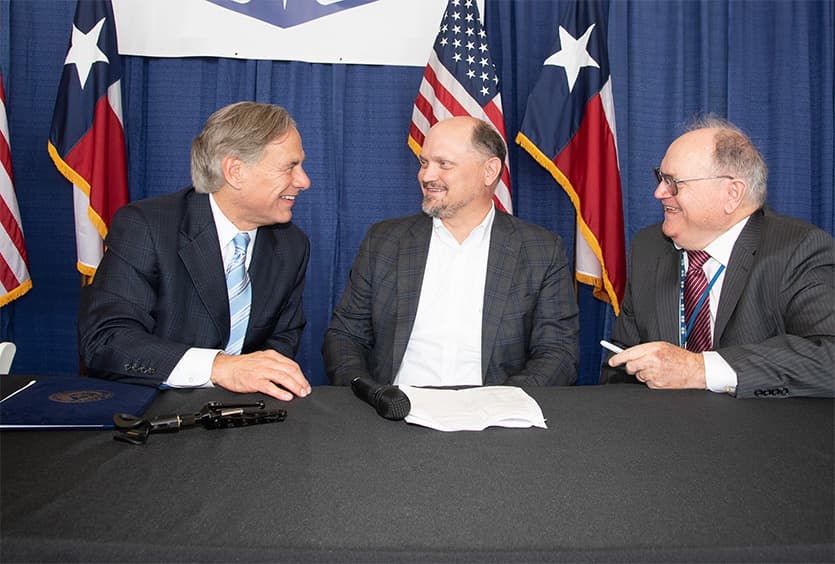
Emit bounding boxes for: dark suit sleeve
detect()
[600,225,680,385]
[599,289,641,385]
[599,239,643,385]
[78,204,190,385]
[500,232,579,387]
[322,231,377,386]
[719,228,835,398]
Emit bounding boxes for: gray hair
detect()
[686,115,768,206]
[191,102,296,193]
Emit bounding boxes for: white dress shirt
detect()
[685,216,749,395]
[164,194,257,388]
[394,206,495,387]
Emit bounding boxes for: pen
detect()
[599,340,624,354]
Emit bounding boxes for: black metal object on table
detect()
[113,400,287,444]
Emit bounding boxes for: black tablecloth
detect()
[1,381,833,563]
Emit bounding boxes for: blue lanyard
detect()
[679,256,725,349]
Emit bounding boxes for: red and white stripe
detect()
[553,77,625,309]
[65,80,128,276]
[0,74,32,306]
[409,50,513,214]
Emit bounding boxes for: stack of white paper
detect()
[399,385,547,432]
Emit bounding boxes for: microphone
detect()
[351,377,411,420]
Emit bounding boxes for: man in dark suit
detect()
[79,102,312,401]
[323,116,578,387]
[601,116,834,398]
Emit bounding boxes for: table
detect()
[1,381,833,562]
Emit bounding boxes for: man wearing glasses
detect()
[601,116,834,398]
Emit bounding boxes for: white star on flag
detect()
[544,24,600,93]
[64,18,109,90]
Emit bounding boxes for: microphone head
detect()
[375,387,411,420]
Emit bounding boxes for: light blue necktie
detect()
[224,232,251,355]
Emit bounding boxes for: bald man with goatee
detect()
[324,116,579,388]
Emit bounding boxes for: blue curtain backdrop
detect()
[1,0,832,385]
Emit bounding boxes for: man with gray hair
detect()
[79,102,312,401]
[601,116,834,398]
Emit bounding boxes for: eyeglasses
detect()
[653,167,734,196]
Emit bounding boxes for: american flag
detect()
[0,72,32,307]
[48,0,129,278]
[516,0,625,313]
[408,0,512,214]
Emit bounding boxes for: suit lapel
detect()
[247,226,280,339]
[714,210,762,341]
[178,192,228,343]
[392,216,432,376]
[481,212,520,377]
[656,245,681,343]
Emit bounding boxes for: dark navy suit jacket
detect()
[79,188,309,386]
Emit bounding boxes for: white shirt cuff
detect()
[163,348,220,388]
[703,351,738,395]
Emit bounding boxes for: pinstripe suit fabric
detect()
[78,188,309,386]
[323,211,579,387]
[601,209,835,398]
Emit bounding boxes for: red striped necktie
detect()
[684,250,712,353]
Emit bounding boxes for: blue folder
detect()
[0,376,158,429]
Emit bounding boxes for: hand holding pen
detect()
[603,339,707,389]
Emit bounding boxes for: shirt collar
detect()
[209,193,257,250]
[432,203,496,245]
[703,216,750,266]
[674,215,750,267]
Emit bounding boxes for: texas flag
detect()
[516,0,625,313]
[48,0,128,278]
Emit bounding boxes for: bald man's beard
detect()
[421,184,479,219]
[422,196,466,219]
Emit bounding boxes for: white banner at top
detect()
[111,0,484,67]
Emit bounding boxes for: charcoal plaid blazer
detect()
[79,188,309,386]
[323,210,579,387]
[601,208,835,398]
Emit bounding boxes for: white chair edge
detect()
[0,342,17,375]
